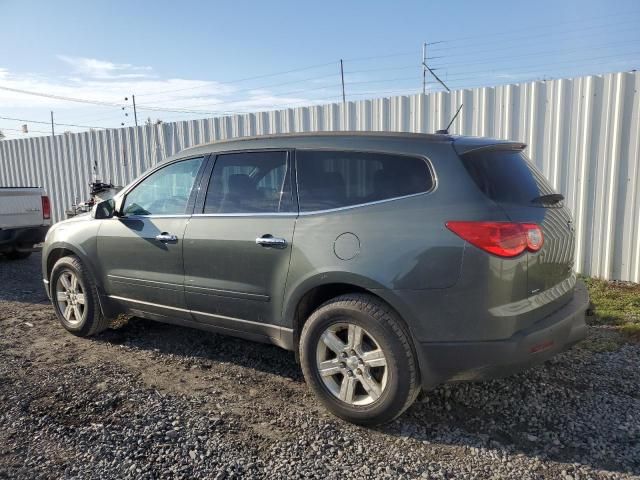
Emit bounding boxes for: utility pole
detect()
[422,42,427,95]
[340,59,347,130]
[132,94,138,127]
[50,111,55,136]
[340,59,346,105]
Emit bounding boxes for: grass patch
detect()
[583,276,640,340]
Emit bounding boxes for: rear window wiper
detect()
[531,193,564,205]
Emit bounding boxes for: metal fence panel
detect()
[1,71,638,282]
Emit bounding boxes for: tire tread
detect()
[300,293,420,425]
[51,255,109,336]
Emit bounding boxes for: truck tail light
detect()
[445,221,543,258]
[41,195,51,220]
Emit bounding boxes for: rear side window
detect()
[459,150,556,206]
[296,150,433,212]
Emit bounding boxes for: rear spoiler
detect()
[453,139,526,156]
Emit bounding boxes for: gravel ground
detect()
[1,253,639,479]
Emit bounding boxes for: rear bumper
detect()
[0,225,49,252]
[417,280,590,389]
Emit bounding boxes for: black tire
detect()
[5,251,32,260]
[50,255,109,336]
[300,293,420,426]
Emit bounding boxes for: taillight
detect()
[41,195,51,220]
[446,221,543,258]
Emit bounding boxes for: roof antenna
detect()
[436,103,463,135]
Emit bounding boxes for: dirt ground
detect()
[1,253,638,479]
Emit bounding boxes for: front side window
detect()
[204,151,293,214]
[296,150,433,212]
[123,157,204,215]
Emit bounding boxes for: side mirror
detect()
[92,198,116,219]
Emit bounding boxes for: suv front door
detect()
[183,150,296,341]
[98,156,206,319]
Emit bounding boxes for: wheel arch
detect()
[285,273,417,353]
[45,242,97,284]
[44,241,120,318]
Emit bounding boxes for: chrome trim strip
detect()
[190,191,433,218]
[109,295,190,312]
[121,214,191,219]
[191,212,297,218]
[108,275,182,289]
[298,190,432,216]
[190,309,293,332]
[108,295,293,332]
[186,285,270,302]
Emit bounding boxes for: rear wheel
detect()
[50,256,109,336]
[300,294,420,426]
[4,251,32,260]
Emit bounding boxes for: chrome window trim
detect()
[121,214,192,219]
[108,295,293,333]
[191,212,298,218]
[297,190,433,216]
[190,189,433,217]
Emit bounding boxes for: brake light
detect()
[446,221,543,257]
[41,195,51,220]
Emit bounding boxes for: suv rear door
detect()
[182,150,296,341]
[456,144,575,297]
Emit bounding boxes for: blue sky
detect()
[1,0,639,138]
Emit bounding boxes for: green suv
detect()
[42,132,589,425]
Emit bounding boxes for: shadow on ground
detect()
[94,317,639,476]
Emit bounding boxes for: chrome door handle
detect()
[155,232,178,243]
[256,234,287,248]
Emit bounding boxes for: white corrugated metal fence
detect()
[1,71,639,282]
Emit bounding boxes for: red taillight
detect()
[446,221,543,258]
[41,195,51,220]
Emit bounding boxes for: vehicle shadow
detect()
[95,317,304,381]
[93,317,638,477]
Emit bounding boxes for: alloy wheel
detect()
[55,270,86,326]
[315,322,388,406]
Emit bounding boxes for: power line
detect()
[0,126,52,134]
[343,51,417,62]
[429,50,640,84]
[427,8,640,48]
[136,60,340,98]
[431,39,640,70]
[0,85,122,107]
[429,24,638,59]
[137,74,426,114]
[135,71,341,107]
[0,115,103,129]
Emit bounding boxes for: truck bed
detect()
[0,187,49,229]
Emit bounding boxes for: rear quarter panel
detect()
[283,142,506,334]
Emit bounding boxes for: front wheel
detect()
[50,256,109,336]
[299,294,420,426]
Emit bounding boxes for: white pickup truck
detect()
[0,187,51,260]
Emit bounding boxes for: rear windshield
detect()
[459,149,557,206]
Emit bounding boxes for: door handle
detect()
[155,232,178,243]
[256,234,287,249]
